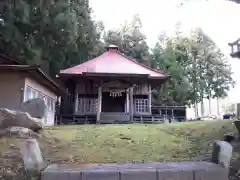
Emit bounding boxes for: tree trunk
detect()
[201,98,204,117]
[200,87,204,117]
[208,85,212,116]
[192,50,198,118]
[197,104,199,117]
[208,97,212,116]
[216,97,220,117]
[194,103,198,118]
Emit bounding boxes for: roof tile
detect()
[60,51,166,78]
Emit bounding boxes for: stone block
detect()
[0,108,43,132]
[121,169,157,180]
[20,139,44,171]
[42,162,229,180]
[68,172,82,180]
[158,168,193,180]
[1,126,39,138]
[82,170,119,180]
[41,171,69,180]
[21,98,48,119]
[194,168,228,180]
[211,140,232,169]
[211,141,221,164]
[234,120,240,136]
[236,103,240,119]
[42,167,82,180]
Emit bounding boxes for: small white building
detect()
[0,55,63,126]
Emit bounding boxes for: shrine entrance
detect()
[101,91,126,112]
[100,80,130,114]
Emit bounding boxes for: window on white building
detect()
[25,86,32,101]
[24,86,56,112]
[135,99,149,113]
[32,90,37,99]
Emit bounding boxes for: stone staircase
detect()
[100,113,131,124]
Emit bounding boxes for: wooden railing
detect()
[56,114,187,125]
[76,98,98,113]
[133,115,164,123]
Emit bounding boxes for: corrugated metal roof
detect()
[60,49,166,78]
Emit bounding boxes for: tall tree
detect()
[190,29,235,116]
[0,0,104,76]
[152,27,235,110]
[152,32,193,106]
[103,14,151,66]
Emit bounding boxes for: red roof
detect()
[60,47,166,78]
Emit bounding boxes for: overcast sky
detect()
[89,0,240,116]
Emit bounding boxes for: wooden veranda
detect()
[56,45,173,124]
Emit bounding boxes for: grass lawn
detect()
[41,120,237,164]
[0,120,237,177]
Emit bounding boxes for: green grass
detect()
[41,120,237,164]
[0,120,237,178]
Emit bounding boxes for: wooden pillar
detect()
[129,87,134,119]
[97,86,102,123]
[148,91,152,114]
[165,107,168,123]
[171,108,174,122]
[126,89,130,113]
[74,88,78,113]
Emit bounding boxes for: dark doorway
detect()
[102,92,126,112]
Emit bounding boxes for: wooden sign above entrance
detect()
[102,80,130,89]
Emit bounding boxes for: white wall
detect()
[24,77,57,126]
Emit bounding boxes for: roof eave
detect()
[0,54,23,64]
[82,72,151,77]
[36,68,66,94]
[58,72,169,79]
[0,65,66,95]
[149,74,170,80]
[228,38,240,46]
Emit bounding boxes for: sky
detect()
[89,0,240,117]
